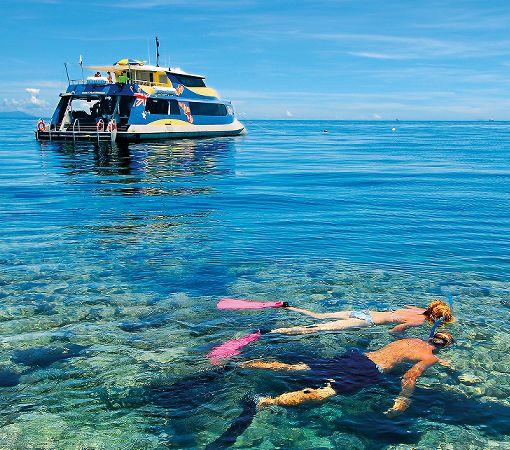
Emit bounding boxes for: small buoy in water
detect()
[391,127,396,132]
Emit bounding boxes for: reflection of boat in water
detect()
[45,137,237,191]
[35,58,245,142]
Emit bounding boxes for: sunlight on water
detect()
[0,119,509,448]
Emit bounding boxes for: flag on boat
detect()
[134,88,148,107]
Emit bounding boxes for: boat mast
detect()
[64,63,70,84]
[156,36,160,67]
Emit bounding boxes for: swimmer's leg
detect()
[287,307,351,320]
[258,384,336,407]
[271,318,368,335]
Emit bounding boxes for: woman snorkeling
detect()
[272,299,454,335]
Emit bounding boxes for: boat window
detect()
[169,100,180,115]
[146,98,169,115]
[159,73,170,85]
[68,96,118,122]
[188,102,227,116]
[134,70,154,84]
[71,98,97,114]
[172,75,206,87]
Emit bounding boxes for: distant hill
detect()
[0,111,37,119]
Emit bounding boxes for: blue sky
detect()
[2,0,510,119]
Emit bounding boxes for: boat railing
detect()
[131,79,171,88]
[67,78,171,89]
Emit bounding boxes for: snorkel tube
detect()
[428,316,446,341]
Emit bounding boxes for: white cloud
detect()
[0,87,50,113]
[285,110,293,117]
[25,88,40,95]
[372,113,382,120]
[24,87,47,106]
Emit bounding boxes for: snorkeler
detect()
[208,299,454,363]
[273,299,454,334]
[247,331,455,416]
[204,331,455,448]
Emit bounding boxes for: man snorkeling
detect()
[271,299,454,335]
[204,329,455,448]
[241,330,455,416]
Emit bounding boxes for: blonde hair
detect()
[424,300,453,324]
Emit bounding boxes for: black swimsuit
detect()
[303,350,385,394]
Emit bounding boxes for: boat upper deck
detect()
[75,60,219,99]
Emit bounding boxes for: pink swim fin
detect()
[217,298,289,310]
[207,330,262,364]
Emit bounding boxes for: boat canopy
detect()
[84,63,205,79]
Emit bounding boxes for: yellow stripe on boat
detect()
[146,119,193,127]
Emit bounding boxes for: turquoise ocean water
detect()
[0,119,509,449]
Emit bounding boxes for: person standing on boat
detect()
[117,72,128,85]
[107,71,113,84]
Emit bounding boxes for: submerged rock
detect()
[0,369,21,387]
[119,314,172,332]
[458,373,483,385]
[11,344,88,368]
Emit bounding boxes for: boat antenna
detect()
[156,36,160,67]
[64,63,70,84]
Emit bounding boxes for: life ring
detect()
[37,119,46,132]
[107,120,117,132]
[96,119,105,132]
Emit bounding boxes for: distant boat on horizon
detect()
[35,58,245,142]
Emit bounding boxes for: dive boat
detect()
[35,58,245,142]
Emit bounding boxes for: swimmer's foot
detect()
[255,395,274,409]
[271,326,310,335]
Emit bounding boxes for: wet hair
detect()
[424,300,453,324]
[430,331,454,348]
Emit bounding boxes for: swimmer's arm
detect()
[389,310,426,334]
[238,360,310,371]
[258,383,336,408]
[286,307,350,320]
[389,321,422,334]
[385,357,436,417]
[389,323,413,333]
